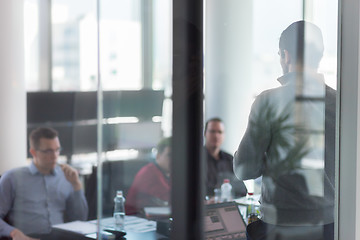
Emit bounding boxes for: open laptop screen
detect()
[204,201,247,240]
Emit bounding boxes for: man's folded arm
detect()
[65,190,89,221]
[0,218,15,237]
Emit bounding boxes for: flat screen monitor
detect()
[204,202,247,240]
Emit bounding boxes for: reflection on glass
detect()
[23,0,172,238]
[153,0,172,90]
[234,21,335,240]
[51,0,144,91]
[51,0,97,91]
[94,0,173,238]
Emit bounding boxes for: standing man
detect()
[234,21,335,240]
[204,117,247,199]
[0,127,88,240]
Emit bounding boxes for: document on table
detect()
[53,221,98,234]
[144,206,171,217]
[88,216,157,233]
[53,216,156,235]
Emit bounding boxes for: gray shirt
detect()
[0,162,88,237]
[234,72,335,226]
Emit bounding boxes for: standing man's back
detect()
[234,21,335,240]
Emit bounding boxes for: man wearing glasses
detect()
[204,117,247,201]
[0,127,88,240]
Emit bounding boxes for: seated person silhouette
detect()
[125,137,171,216]
[0,127,88,240]
[204,117,247,200]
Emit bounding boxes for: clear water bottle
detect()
[220,179,233,202]
[113,190,126,231]
[246,192,259,224]
[214,188,221,203]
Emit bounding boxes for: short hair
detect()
[156,137,172,155]
[279,20,324,68]
[29,127,58,150]
[204,117,223,134]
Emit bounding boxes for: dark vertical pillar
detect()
[172,0,204,239]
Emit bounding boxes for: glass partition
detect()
[22,0,340,239]
[204,1,338,240]
[51,0,97,91]
[25,0,174,238]
[95,0,173,238]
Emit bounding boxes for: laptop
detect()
[204,201,247,240]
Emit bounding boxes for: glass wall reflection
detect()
[23,0,173,239]
[20,0,339,239]
[204,1,337,240]
[95,0,173,238]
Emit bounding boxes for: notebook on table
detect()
[204,201,247,240]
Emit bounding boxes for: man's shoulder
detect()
[219,150,233,161]
[132,163,163,187]
[0,166,30,187]
[2,166,29,178]
[140,162,157,170]
[136,163,159,178]
[251,85,286,110]
[258,84,290,102]
[326,85,337,101]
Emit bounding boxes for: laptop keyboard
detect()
[205,231,246,240]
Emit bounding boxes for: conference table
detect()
[51,216,168,240]
[2,198,257,240]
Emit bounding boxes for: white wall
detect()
[204,0,253,154]
[0,0,27,174]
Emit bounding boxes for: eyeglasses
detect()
[36,147,62,155]
[207,130,223,135]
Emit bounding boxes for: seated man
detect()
[0,127,88,240]
[204,118,247,199]
[125,137,171,216]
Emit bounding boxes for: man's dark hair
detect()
[204,117,223,134]
[29,127,58,150]
[279,20,324,68]
[157,137,172,155]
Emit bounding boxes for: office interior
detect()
[0,0,360,239]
